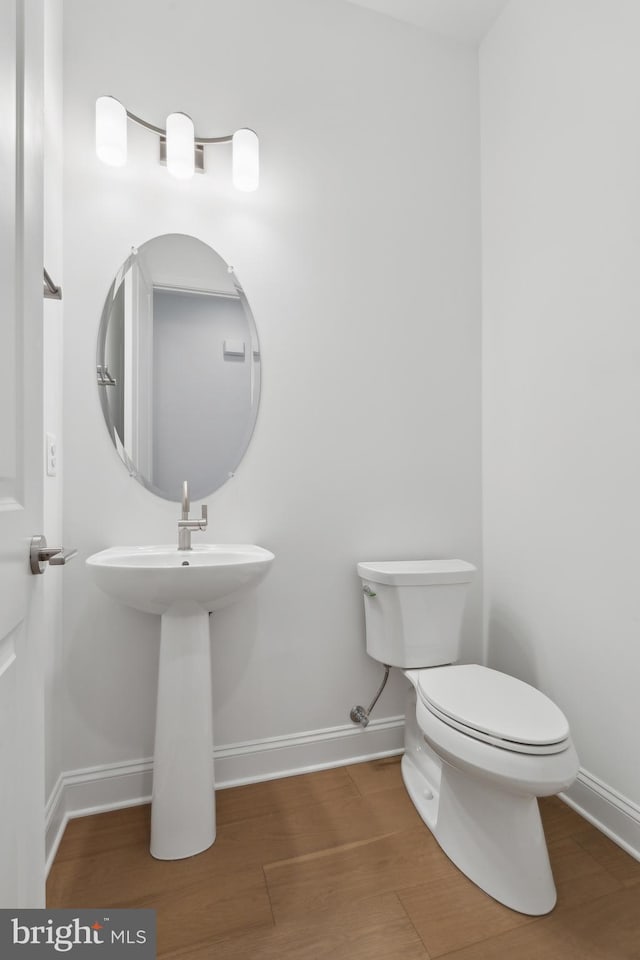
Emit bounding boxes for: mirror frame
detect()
[96,234,261,502]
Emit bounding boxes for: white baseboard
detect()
[45,715,405,873]
[48,726,639,880]
[560,768,640,863]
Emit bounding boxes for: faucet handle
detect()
[201,504,208,526]
[182,480,190,517]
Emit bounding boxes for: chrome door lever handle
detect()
[49,547,78,566]
[30,535,78,575]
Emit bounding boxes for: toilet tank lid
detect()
[357,559,476,586]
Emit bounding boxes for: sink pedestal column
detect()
[150,608,215,859]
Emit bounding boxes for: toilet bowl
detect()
[357,559,579,915]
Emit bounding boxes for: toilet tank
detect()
[357,560,476,668]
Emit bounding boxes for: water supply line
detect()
[350,664,391,727]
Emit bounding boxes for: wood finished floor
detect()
[47,757,640,959]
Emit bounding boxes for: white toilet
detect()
[357,558,579,916]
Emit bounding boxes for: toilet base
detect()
[402,689,557,916]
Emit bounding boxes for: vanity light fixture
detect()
[95,96,259,192]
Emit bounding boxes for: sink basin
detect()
[85,542,274,861]
[86,543,274,615]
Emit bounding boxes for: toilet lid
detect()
[417,664,570,749]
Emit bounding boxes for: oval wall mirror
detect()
[97,234,261,501]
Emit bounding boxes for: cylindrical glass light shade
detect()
[95,96,127,167]
[232,129,259,192]
[166,113,195,180]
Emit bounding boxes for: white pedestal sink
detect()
[86,543,274,860]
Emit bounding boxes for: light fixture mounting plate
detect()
[159,137,205,173]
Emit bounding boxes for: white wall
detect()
[59,0,481,809]
[481,0,640,849]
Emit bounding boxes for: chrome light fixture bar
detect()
[95,96,259,192]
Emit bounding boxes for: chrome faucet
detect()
[178,480,208,550]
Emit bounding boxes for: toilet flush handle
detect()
[362,584,377,598]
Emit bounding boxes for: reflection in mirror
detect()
[97,234,260,501]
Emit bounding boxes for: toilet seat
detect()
[417,664,570,756]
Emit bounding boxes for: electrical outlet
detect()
[46,433,57,477]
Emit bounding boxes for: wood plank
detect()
[398,835,622,958]
[346,755,404,796]
[437,884,640,960]
[124,872,274,955]
[47,839,273,948]
[398,865,534,957]
[264,825,449,923]
[573,827,640,888]
[219,784,421,866]
[46,762,640,960]
[216,766,360,825]
[52,804,152,863]
[549,836,623,910]
[159,892,429,960]
[47,784,417,909]
[538,795,594,844]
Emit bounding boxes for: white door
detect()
[0,0,46,907]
